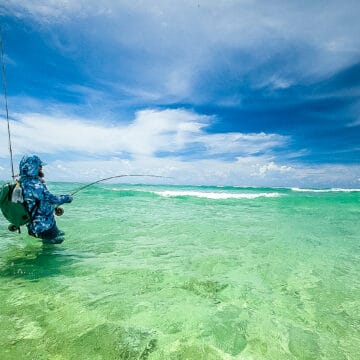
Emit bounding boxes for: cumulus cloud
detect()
[0,107,295,185]
[0,108,287,158]
[1,107,358,187]
[256,162,293,176]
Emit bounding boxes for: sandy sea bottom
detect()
[0,184,359,359]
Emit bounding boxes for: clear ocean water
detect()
[0,183,359,359]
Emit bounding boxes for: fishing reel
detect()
[55,207,64,216]
[8,224,20,233]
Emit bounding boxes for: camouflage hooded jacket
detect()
[19,155,71,235]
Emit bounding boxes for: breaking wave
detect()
[291,188,360,193]
[110,188,282,199]
[152,190,282,199]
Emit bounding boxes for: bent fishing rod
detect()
[70,174,172,196]
[54,174,172,216]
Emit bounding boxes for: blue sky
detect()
[0,0,359,187]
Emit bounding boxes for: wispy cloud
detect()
[4,1,360,102]
[2,0,107,23]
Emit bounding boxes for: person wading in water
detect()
[19,154,72,244]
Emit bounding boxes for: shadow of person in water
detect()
[0,241,78,281]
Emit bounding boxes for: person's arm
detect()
[42,187,72,205]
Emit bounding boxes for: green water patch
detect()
[68,324,157,360]
[181,278,228,300]
[288,326,321,359]
[202,305,248,356]
[155,339,223,360]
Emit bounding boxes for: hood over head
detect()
[19,155,45,179]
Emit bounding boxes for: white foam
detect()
[291,188,360,193]
[153,190,282,199]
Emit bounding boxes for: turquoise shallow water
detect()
[0,183,359,359]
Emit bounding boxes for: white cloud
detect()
[0,108,286,159]
[0,107,294,185]
[258,75,293,90]
[4,0,360,101]
[198,132,288,156]
[1,0,107,22]
[1,107,359,187]
[257,161,293,176]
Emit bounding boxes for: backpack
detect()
[0,182,31,228]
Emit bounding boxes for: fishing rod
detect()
[70,174,172,196]
[54,174,172,216]
[0,27,15,180]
